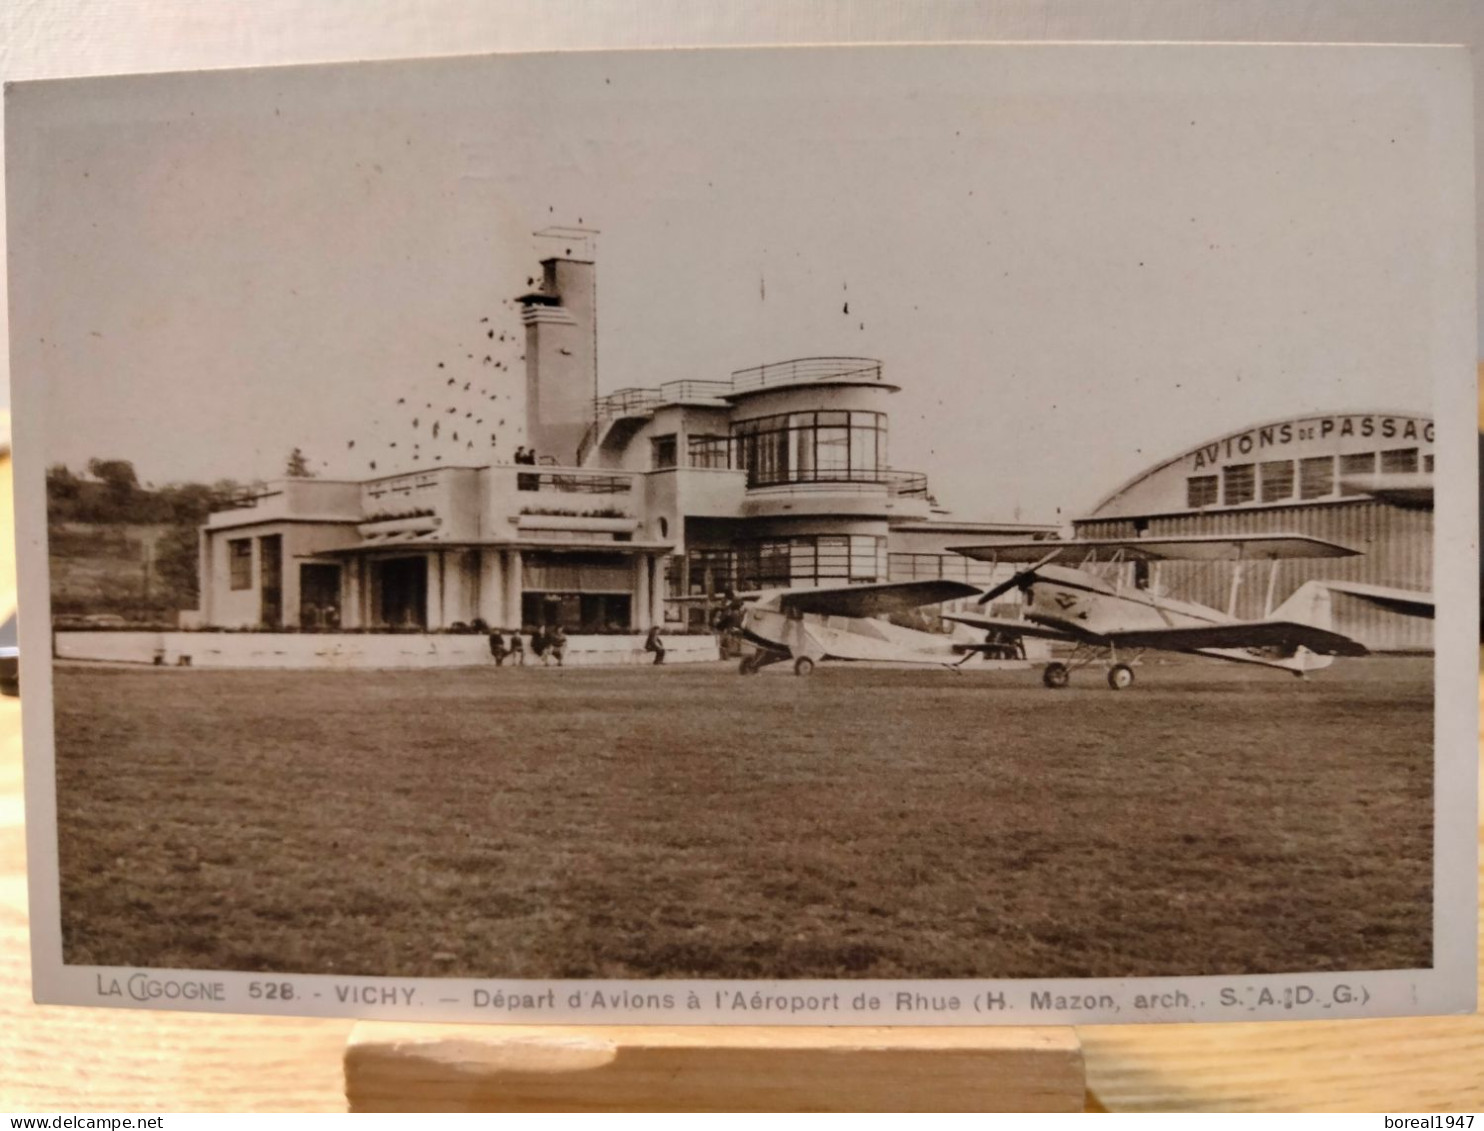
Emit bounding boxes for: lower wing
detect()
[1106,620,1368,657]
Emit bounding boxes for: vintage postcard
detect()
[8,43,1476,1024]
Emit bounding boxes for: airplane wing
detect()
[1321,581,1435,619]
[1105,621,1369,656]
[950,534,1361,563]
[777,579,982,618]
[941,612,1080,643]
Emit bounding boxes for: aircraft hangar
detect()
[1071,412,1433,652]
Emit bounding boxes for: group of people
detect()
[485,624,669,667]
[487,625,567,666]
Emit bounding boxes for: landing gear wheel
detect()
[1042,662,1070,689]
[739,655,760,675]
[793,656,815,677]
[1107,663,1135,691]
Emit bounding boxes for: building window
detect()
[1380,447,1419,474]
[887,553,1000,586]
[1300,456,1335,500]
[731,411,888,487]
[736,534,887,588]
[687,435,730,469]
[1186,475,1218,509]
[1259,460,1294,503]
[651,435,677,469]
[1222,464,1255,506]
[228,539,252,590]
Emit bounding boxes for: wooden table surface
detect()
[0,444,1479,1111]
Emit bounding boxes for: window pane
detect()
[816,428,849,472]
[1300,456,1334,500]
[1259,461,1294,502]
[792,424,814,480]
[229,539,253,590]
[790,537,816,584]
[816,535,849,578]
[1380,447,1419,473]
[651,435,677,469]
[1186,476,1218,508]
[1222,464,1255,505]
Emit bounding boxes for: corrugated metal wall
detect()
[1074,501,1432,651]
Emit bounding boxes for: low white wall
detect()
[54,631,719,670]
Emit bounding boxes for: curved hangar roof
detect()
[1085,411,1434,521]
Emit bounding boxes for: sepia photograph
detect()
[8,42,1476,1024]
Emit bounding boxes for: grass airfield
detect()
[52,656,1432,979]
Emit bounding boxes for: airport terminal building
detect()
[196,251,1048,634]
[1073,412,1434,651]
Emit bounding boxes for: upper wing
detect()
[1321,581,1435,620]
[1106,620,1369,657]
[777,579,982,618]
[941,612,1080,643]
[950,534,1361,564]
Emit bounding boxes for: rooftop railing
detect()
[513,468,634,495]
[729,356,883,392]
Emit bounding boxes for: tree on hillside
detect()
[86,458,139,495]
[285,448,315,478]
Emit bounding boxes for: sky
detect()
[5,44,1467,521]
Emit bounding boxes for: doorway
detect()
[377,557,428,628]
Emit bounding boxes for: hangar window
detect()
[1300,456,1335,500]
[1339,452,1376,496]
[1380,447,1419,474]
[1222,464,1255,506]
[1186,475,1218,509]
[228,539,253,590]
[1259,460,1294,502]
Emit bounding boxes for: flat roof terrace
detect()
[593,357,897,422]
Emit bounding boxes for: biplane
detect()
[715,579,1004,676]
[943,534,1372,689]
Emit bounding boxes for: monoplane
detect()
[709,579,1012,676]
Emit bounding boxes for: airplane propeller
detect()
[977,549,1063,604]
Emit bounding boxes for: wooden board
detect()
[344,1023,1086,1112]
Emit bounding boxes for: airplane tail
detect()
[1271,580,1333,631]
[1267,581,1335,672]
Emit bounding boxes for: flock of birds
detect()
[301,252,868,480]
[311,297,529,478]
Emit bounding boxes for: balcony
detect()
[488,464,645,542]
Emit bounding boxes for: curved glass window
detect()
[735,534,887,589]
[731,411,887,487]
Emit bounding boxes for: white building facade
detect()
[197,251,1048,634]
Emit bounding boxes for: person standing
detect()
[487,628,509,667]
[510,630,525,666]
[550,624,568,667]
[644,624,666,665]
